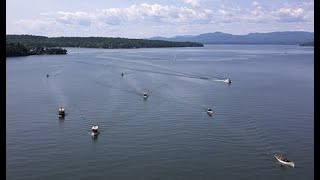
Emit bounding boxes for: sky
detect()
[6,0,314,38]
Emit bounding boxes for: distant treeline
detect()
[6,35,204,49]
[6,42,67,57]
[299,41,314,46]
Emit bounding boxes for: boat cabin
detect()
[143,92,148,97]
[91,125,99,133]
[58,107,65,116]
[278,156,290,162]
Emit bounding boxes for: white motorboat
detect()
[224,78,232,84]
[91,125,99,136]
[207,108,214,115]
[143,92,149,99]
[58,107,65,117]
[274,154,294,167]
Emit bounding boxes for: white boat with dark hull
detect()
[58,107,65,118]
[224,78,232,84]
[207,108,214,116]
[143,92,149,99]
[274,154,294,167]
[90,125,99,136]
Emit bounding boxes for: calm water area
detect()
[7,45,314,180]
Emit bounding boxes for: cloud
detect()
[11,1,313,37]
[14,19,56,33]
[55,11,92,26]
[182,0,200,7]
[271,7,305,22]
[15,3,214,29]
[271,1,313,23]
[231,1,313,23]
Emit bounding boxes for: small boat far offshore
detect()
[274,154,295,167]
[58,107,65,118]
[143,92,149,99]
[207,108,214,116]
[224,78,232,84]
[90,125,99,136]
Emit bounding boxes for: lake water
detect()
[6,45,314,180]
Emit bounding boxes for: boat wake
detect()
[70,59,232,84]
[212,79,226,82]
[46,74,68,109]
[242,114,282,159]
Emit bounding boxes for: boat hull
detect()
[58,108,65,117]
[90,131,100,136]
[58,112,65,118]
[275,156,294,167]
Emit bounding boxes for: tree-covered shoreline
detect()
[299,41,314,46]
[6,34,204,49]
[6,42,67,57]
[6,34,203,57]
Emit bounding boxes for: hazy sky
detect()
[6,0,314,38]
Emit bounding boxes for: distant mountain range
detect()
[149,31,314,45]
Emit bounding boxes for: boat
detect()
[58,107,65,117]
[274,154,294,167]
[90,125,99,136]
[143,92,149,99]
[224,78,232,84]
[207,108,214,115]
[47,74,49,78]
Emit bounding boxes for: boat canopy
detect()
[92,125,99,130]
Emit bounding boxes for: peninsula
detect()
[6,42,67,57]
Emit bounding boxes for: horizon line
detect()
[6,30,314,39]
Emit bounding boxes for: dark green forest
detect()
[6,42,67,57]
[6,42,29,57]
[6,34,203,57]
[7,34,203,49]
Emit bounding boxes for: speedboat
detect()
[274,154,294,167]
[224,78,232,84]
[143,92,149,99]
[90,125,99,136]
[207,108,214,116]
[58,107,65,117]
